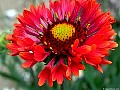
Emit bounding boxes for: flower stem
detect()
[60,81,64,90]
[30,68,39,90]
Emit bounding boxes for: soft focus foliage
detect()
[0,0,120,90]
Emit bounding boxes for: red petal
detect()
[72,39,79,51]
[94,65,103,73]
[75,45,91,55]
[66,0,75,17]
[17,14,26,26]
[17,39,29,47]
[108,41,118,49]
[22,60,37,68]
[85,54,102,65]
[85,35,104,45]
[70,61,85,76]
[52,63,67,84]
[66,67,71,77]
[30,4,36,16]
[48,74,53,87]
[24,38,34,45]
[23,10,36,28]
[19,52,34,61]
[6,34,13,41]
[71,57,82,63]
[34,45,49,62]
[101,59,112,64]
[38,67,52,86]
[70,1,81,22]
[6,43,19,56]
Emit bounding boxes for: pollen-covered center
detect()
[42,21,87,55]
[50,23,75,41]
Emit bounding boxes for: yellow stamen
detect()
[55,13,58,18]
[86,23,90,29]
[40,24,44,28]
[80,39,83,42]
[55,52,57,54]
[52,51,54,53]
[50,23,75,41]
[50,47,53,50]
[78,17,81,21]
[44,42,47,45]
[71,44,73,47]
[68,12,70,17]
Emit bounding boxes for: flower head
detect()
[6,0,118,87]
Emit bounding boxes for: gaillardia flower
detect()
[6,0,118,87]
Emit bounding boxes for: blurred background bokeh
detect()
[0,0,120,90]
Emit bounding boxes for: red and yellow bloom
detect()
[6,0,118,87]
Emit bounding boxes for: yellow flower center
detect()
[50,23,75,41]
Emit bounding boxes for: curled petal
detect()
[67,58,85,77]
[107,41,118,49]
[85,35,105,45]
[19,52,34,61]
[6,34,13,41]
[6,43,19,56]
[22,60,37,68]
[94,65,103,73]
[34,45,50,62]
[72,39,79,51]
[17,38,34,47]
[52,62,68,84]
[38,66,53,87]
[101,59,112,65]
[85,54,102,65]
[66,67,71,77]
[75,45,91,55]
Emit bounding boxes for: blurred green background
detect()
[0,0,120,90]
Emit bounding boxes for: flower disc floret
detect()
[51,23,75,41]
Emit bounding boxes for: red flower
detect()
[6,0,117,87]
